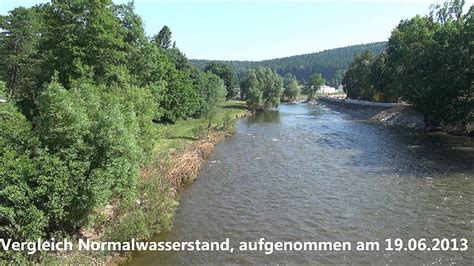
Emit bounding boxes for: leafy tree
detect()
[239,70,254,100]
[113,2,161,87]
[246,87,264,112]
[260,68,283,109]
[342,0,472,127]
[430,0,465,24]
[151,26,195,72]
[199,72,227,128]
[114,2,146,46]
[240,69,261,111]
[342,51,376,100]
[283,80,300,102]
[369,52,392,101]
[159,66,201,122]
[204,61,238,99]
[384,15,437,104]
[240,67,282,111]
[165,47,194,72]
[304,73,326,100]
[244,86,263,112]
[40,0,129,88]
[153,25,172,50]
[0,7,42,116]
[148,25,204,122]
[421,2,473,125]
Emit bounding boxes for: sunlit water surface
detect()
[129,104,473,264]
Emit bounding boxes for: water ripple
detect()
[129,104,474,265]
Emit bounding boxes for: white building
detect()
[319,85,337,94]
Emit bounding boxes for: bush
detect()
[0,79,154,248]
[0,102,71,242]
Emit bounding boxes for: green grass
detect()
[153,100,247,159]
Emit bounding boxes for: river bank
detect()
[42,101,250,265]
[317,96,473,136]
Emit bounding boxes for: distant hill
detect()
[190,42,387,84]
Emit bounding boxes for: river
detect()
[129,103,473,264]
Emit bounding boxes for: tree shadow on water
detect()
[246,110,281,125]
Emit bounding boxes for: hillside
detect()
[190,42,387,84]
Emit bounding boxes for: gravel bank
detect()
[317,97,425,129]
[318,97,473,137]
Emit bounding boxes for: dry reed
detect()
[165,149,201,188]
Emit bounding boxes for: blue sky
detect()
[1,1,471,60]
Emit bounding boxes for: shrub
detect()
[0,79,153,247]
[0,102,70,242]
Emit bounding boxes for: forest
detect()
[0,0,228,262]
[342,0,473,128]
[0,0,285,262]
[191,42,386,86]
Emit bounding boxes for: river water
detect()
[129,103,473,264]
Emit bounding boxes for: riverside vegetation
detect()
[0,0,286,262]
[342,0,473,132]
[0,0,254,263]
[197,0,473,133]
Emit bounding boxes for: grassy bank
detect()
[43,101,248,264]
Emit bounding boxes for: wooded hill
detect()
[190,42,387,84]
